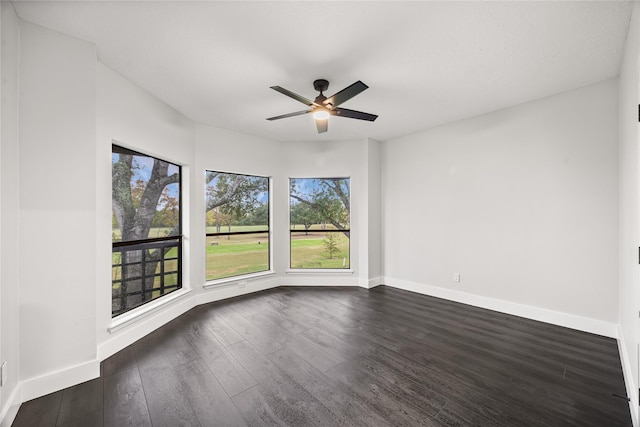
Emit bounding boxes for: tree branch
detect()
[206,175,247,211]
[290,193,350,238]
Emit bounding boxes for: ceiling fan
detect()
[266,79,378,133]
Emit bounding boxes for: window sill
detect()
[204,270,275,289]
[108,288,192,334]
[286,269,354,275]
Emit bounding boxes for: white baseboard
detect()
[358,276,383,289]
[20,359,100,403]
[281,276,359,287]
[383,277,618,338]
[0,382,22,427]
[617,326,639,427]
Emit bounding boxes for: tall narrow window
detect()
[205,171,270,281]
[111,145,182,317]
[290,178,350,269]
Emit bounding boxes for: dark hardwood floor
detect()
[12,286,632,426]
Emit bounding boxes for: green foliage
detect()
[235,203,269,226]
[290,202,320,233]
[323,233,340,259]
[152,186,180,228]
[205,172,269,232]
[290,178,350,237]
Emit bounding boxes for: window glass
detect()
[206,171,270,281]
[112,145,182,317]
[290,178,350,269]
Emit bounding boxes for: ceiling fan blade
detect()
[266,110,311,121]
[270,86,321,107]
[325,81,368,108]
[316,119,328,133]
[333,107,378,121]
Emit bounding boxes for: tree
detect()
[290,178,350,238]
[151,186,180,231]
[205,172,268,233]
[291,202,320,235]
[205,172,267,213]
[112,154,180,241]
[323,233,340,259]
[237,202,268,226]
[206,172,268,237]
[210,208,232,237]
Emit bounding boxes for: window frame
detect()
[111,144,183,317]
[289,176,351,271]
[205,170,272,284]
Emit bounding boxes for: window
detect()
[205,171,270,281]
[290,178,350,269]
[111,145,182,317]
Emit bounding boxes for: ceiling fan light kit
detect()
[267,79,378,133]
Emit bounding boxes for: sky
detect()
[290,178,349,204]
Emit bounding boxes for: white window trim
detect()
[205,172,272,288]
[289,176,352,271]
[286,269,354,275]
[204,270,275,289]
[108,288,192,333]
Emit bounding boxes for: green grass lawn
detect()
[290,232,350,269]
[206,233,269,280]
[205,231,350,278]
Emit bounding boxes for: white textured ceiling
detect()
[12,1,634,142]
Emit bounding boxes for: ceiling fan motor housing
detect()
[313,79,329,93]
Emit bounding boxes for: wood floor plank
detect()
[361,343,550,427]
[324,361,439,427]
[56,408,103,427]
[182,320,257,397]
[268,346,391,427]
[201,311,245,347]
[103,367,151,427]
[227,340,340,426]
[231,385,290,427]
[13,286,632,427]
[282,331,346,372]
[56,378,103,426]
[137,364,201,427]
[174,359,248,426]
[101,344,138,378]
[11,391,62,427]
[216,305,297,354]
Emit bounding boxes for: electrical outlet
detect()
[1,362,7,386]
[453,273,461,282]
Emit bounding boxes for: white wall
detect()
[0,2,21,424]
[18,21,98,400]
[366,139,382,285]
[617,2,640,424]
[96,62,197,359]
[383,79,619,336]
